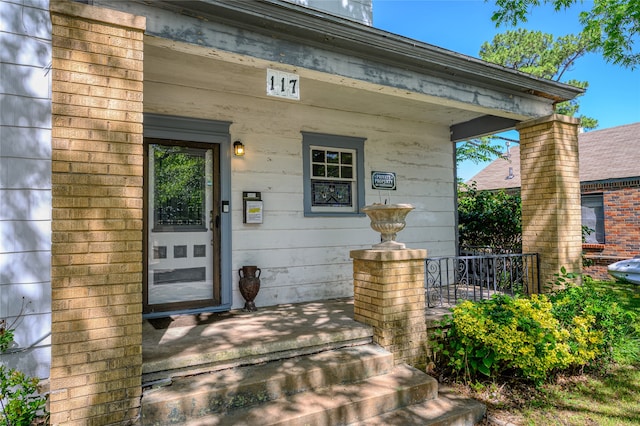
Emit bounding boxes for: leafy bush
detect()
[549,276,636,365]
[595,281,640,364]
[0,365,47,426]
[434,276,634,384]
[439,294,602,383]
[0,322,14,354]
[457,183,521,252]
[0,298,30,354]
[0,298,47,425]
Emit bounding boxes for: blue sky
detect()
[372,0,640,181]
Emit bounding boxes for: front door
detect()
[144,139,221,314]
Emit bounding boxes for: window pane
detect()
[312,150,325,162]
[581,194,605,244]
[327,165,340,178]
[312,164,325,177]
[152,145,206,231]
[326,151,339,163]
[311,180,352,206]
[341,152,353,165]
[303,134,363,215]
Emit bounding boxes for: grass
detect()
[452,279,640,425]
[525,365,640,425]
[598,280,640,365]
[596,280,640,312]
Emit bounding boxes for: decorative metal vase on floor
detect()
[238,265,261,311]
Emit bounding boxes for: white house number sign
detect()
[266,69,300,100]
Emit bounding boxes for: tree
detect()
[457,27,599,170]
[480,29,599,130]
[490,0,640,69]
[456,137,505,166]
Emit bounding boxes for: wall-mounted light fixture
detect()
[233,141,245,157]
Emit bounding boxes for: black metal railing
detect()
[425,253,539,308]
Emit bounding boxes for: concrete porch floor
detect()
[141,298,375,384]
[139,298,488,425]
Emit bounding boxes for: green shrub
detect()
[0,365,47,426]
[1,298,30,354]
[0,299,47,425]
[457,183,522,252]
[0,322,14,354]
[440,293,603,383]
[443,280,639,383]
[434,275,636,385]
[549,277,636,365]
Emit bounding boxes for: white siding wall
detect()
[0,0,52,378]
[145,64,456,309]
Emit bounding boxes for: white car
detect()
[608,256,640,284]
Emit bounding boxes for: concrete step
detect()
[168,364,439,426]
[348,387,486,426]
[142,314,374,385]
[141,344,395,425]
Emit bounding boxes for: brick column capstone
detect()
[350,249,427,367]
[50,1,145,424]
[517,114,582,291]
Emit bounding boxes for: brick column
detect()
[49,1,145,424]
[517,114,582,291]
[350,249,427,366]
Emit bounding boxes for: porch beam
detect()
[450,115,521,142]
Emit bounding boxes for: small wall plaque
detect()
[244,201,263,224]
[267,69,300,100]
[243,192,263,224]
[371,171,396,190]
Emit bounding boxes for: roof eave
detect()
[159,0,584,103]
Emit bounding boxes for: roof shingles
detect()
[467,122,640,190]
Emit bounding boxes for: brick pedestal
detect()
[517,114,582,290]
[350,249,427,366]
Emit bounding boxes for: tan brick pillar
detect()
[350,249,427,366]
[517,114,582,291]
[49,1,145,424]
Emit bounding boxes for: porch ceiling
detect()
[145,40,487,128]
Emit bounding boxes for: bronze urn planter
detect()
[238,265,261,311]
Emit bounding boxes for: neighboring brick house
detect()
[468,122,640,280]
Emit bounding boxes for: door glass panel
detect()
[148,144,214,305]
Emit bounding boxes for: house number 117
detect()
[266,69,300,100]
